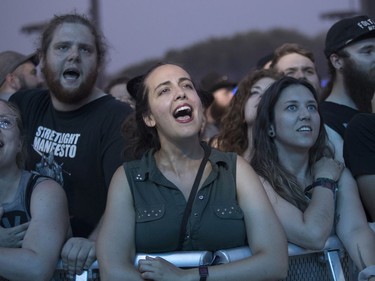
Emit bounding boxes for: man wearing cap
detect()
[0,50,42,100]
[199,72,236,141]
[320,15,375,163]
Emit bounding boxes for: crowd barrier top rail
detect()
[54,234,351,281]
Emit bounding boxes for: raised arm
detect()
[262,157,342,250]
[263,180,334,250]
[0,179,69,281]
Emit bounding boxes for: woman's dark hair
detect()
[0,100,27,169]
[251,76,332,211]
[215,68,280,155]
[39,13,106,66]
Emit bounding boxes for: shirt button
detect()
[194,213,198,216]
[198,195,204,200]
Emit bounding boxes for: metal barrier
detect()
[215,235,355,281]
[53,235,359,281]
[134,250,213,268]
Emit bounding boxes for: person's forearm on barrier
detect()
[335,170,375,271]
[60,222,100,277]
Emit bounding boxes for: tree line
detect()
[113,28,327,84]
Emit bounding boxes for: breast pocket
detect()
[212,203,244,220]
[135,204,165,223]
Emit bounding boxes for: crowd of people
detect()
[0,10,374,281]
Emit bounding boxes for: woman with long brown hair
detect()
[251,76,375,278]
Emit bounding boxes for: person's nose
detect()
[294,70,305,80]
[67,46,80,62]
[299,107,311,120]
[175,87,187,100]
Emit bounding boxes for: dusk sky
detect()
[1,0,361,76]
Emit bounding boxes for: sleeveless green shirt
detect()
[124,145,247,253]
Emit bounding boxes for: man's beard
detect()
[342,58,375,113]
[42,63,97,104]
[17,75,43,91]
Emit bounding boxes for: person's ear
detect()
[4,73,20,90]
[143,113,156,127]
[268,124,275,138]
[329,53,344,71]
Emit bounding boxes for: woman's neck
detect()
[156,139,204,174]
[277,147,312,187]
[155,139,209,200]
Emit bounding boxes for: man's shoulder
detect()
[83,96,133,133]
[319,101,358,120]
[89,95,133,114]
[348,113,375,125]
[10,88,49,106]
[320,101,354,111]
[347,113,375,136]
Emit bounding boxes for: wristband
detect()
[199,265,209,281]
[305,178,338,193]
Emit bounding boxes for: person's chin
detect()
[61,78,81,89]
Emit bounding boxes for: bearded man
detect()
[320,15,375,163]
[9,13,133,276]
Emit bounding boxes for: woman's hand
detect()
[138,256,190,281]
[312,157,344,181]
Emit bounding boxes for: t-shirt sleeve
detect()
[9,89,49,120]
[344,113,375,177]
[100,101,133,189]
[9,89,33,110]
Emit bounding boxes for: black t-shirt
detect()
[10,89,133,237]
[319,101,358,138]
[344,113,375,177]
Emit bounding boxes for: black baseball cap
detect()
[324,15,375,58]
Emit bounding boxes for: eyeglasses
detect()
[0,115,17,130]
